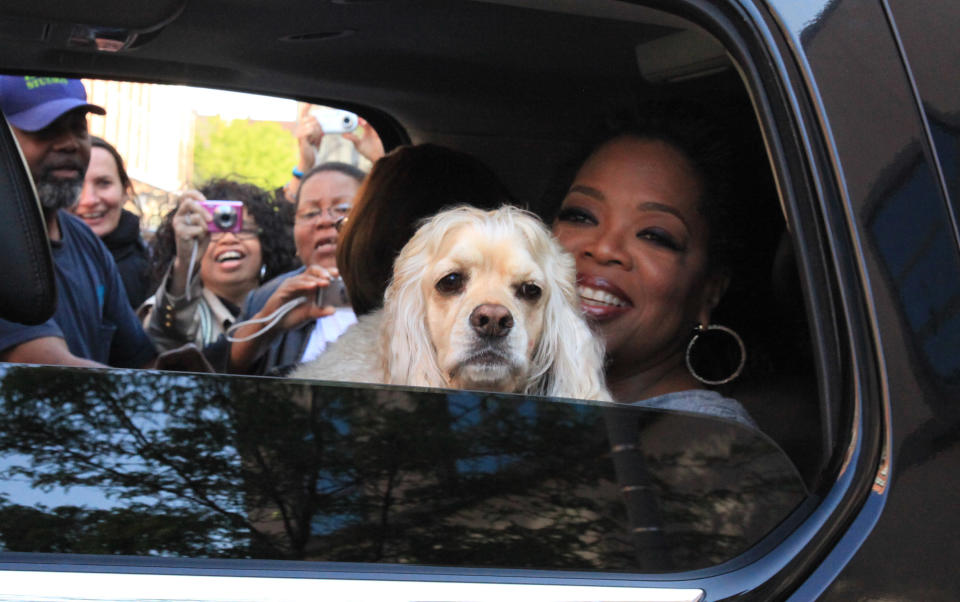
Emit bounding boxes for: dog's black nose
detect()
[470,304,514,337]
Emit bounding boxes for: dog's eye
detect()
[517,282,542,301]
[436,272,465,294]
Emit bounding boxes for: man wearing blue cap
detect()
[0,75,156,368]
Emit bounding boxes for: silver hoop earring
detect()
[259,264,267,281]
[685,323,746,386]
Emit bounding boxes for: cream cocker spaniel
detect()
[291,205,611,401]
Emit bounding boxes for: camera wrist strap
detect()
[185,239,199,303]
[224,297,308,343]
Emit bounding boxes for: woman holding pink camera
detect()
[141,179,297,352]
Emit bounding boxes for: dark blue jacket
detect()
[0,211,156,367]
[101,209,150,309]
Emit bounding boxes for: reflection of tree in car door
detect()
[0,366,804,571]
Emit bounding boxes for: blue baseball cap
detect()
[0,75,105,132]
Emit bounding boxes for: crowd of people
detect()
[0,74,762,428]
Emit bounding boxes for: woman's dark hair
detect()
[150,178,298,288]
[90,136,134,199]
[543,101,741,274]
[295,161,366,208]
[337,143,515,316]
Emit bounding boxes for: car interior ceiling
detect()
[0,0,824,487]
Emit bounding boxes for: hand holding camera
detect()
[294,104,382,168]
[294,105,323,169]
[308,108,383,162]
[309,108,359,135]
[169,192,213,297]
[172,193,210,249]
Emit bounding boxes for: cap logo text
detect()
[23,76,69,90]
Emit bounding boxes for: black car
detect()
[0,0,957,600]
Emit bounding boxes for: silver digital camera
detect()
[309,108,359,135]
[315,276,351,308]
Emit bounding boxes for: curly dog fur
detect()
[291,205,610,401]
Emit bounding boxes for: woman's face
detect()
[73,146,126,237]
[294,170,359,269]
[200,208,263,297]
[552,136,726,374]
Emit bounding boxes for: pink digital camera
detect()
[202,200,244,233]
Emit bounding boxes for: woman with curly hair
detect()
[142,179,297,352]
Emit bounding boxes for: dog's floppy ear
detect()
[523,222,612,402]
[378,219,448,388]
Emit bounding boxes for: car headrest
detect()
[0,114,56,325]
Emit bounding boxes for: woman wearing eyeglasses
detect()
[224,163,366,375]
[141,179,298,352]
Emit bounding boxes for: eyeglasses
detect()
[210,227,260,241]
[295,203,352,226]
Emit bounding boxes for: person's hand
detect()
[172,192,212,265]
[170,191,212,295]
[228,265,340,373]
[295,103,323,172]
[258,265,340,332]
[342,116,385,162]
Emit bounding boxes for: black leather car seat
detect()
[0,114,56,325]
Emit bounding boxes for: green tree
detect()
[193,116,292,190]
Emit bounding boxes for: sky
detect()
[184,86,299,122]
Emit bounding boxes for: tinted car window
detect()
[0,365,803,572]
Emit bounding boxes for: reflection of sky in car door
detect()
[0,372,244,513]
[768,1,837,35]
[0,453,119,508]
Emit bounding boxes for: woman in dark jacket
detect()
[71,136,151,308]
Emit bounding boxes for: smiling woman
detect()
[222,163,367,377]
[71,137,151,308]
[141,179,297,352]
[550,103,754,428]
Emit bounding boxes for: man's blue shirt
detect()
[0,211,156,367]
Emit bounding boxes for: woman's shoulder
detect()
[631,389,757,429]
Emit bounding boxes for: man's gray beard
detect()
[35,177,81,212]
